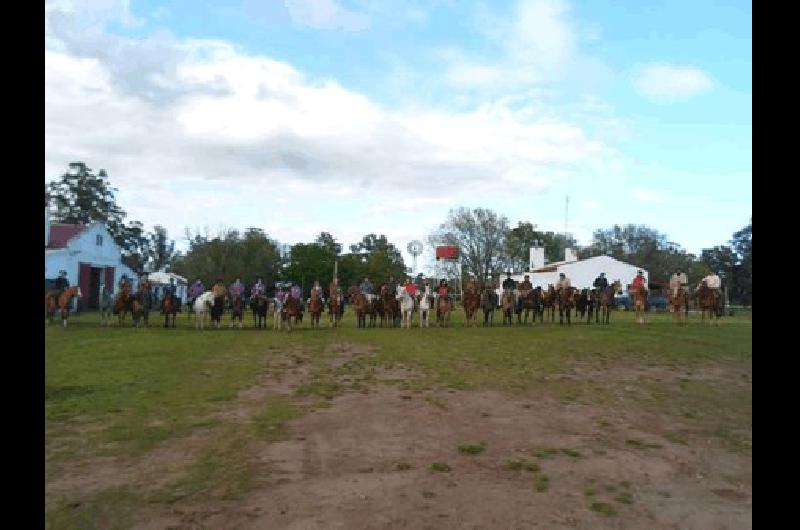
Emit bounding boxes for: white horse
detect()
[193,291,215,330]
[418,286,433,328]
[396,285,415,329]
[273,296,285,330]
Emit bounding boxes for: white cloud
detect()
[45,2,621,272]
[284,0,370,31]
[634,63,714,101]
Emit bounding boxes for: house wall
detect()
[499,256,648,292]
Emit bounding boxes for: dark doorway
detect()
[87,267,103,309]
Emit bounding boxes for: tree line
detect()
[46,163,751,304]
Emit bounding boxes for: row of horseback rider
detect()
[45,266,722,313]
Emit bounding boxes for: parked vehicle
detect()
[614,293,668,311]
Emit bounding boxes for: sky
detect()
[45,0,751,273]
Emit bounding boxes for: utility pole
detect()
[564,195,569,237]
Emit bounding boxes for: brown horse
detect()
[542,285,557,323]
[250,294,268,329]
[597,282,620,324]
[282,296,302,331]
[696,282,721,324]
[462,284,481,327]
[632,286,648,324]
[500,289,515,326]
[113,284,134,326]
[669,287,689,326]
[309,289,324,328]
[229,295,244,329]
[436,293,452,327]
[132,283,152,328]
[380,284,399,327]
[480,286,498,327]
[160,293,179,328]
[348,285,369,329]
[45,286,82,327]
[516,288,541,325]
[557,287,576,326]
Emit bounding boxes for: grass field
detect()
[45,307,752,529]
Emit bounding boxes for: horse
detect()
[283,296,303,331]
[418,286,434,328]
[696,282,721,324]
[230,295,244,329]
[45,286,82,327]
[557,287,576,326]
[597,282,619,324]
[349,285,369,329]
[250,294,269,329]
[516,288,541,325]
[113,284,134,326]
[462,285,481,328]
[575,289,590,322]
[380,284,399,327]
[273,296,285,330]
[210,292,226,329]
[132,283,153,328]
[480,287,498,327]
[193,292,216,330]
[159,292,179,328]
[631,286,648,324]
[542,285,557,323]
[500,289,515,326]
[669,287,689,326]
[99,288,113,327]
[309,289,325,329]
[396,285,415,329]
[436,292,452,327]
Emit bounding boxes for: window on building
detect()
[96,235,103,246]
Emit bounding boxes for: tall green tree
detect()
[429,207,509,280]
[146,225,176,272]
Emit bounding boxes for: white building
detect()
[146,271,188,302]
[497,247,648,293]
[45,212,138,310]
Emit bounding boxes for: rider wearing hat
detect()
[437,278,449,297]
[669,268,688,299]
[593,272,608,293]
[517,274,533,311]
[251,277,266,298]
[630,270,647,294]
[212,278,226,299]
[556,272,572,292]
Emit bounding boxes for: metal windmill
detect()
[407,240,423,274]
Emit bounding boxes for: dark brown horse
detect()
[462,283,481,327]
[380,284,399,327]
[597,281,620,324]
[575,289,594,324]
[696,282,721,324]
[516,288,542,325]
[309,289,324,328]
[161,293,179,328]
[558,287,577,326]
[480,286,498,327]
[45,286,82,327]
[542,285,557,323]
[229,295,244,329]
[250,294,268,329]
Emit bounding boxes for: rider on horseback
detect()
[118,274,130,294]
[229,277,245,303]
[697,272,722,304]
[359,277,375,302]
[669,268,688,298]
[212,278,226,299]
[593,272,608,294]
[556,272,571,293]
[630,270,647,297]
[404,278,417,297]
[161,277,176,310]
[311,280,325,304]
[251,277,266,299]
[48,270,69,305]
[517,274,533,311]
[437,279,449,297]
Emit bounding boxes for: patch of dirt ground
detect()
[139,376,751,528]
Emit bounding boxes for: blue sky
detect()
[45,0,751,271]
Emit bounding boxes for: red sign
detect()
[436,246,459,260]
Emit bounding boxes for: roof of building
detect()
[46,223,88,249]
[530,255,646,274]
